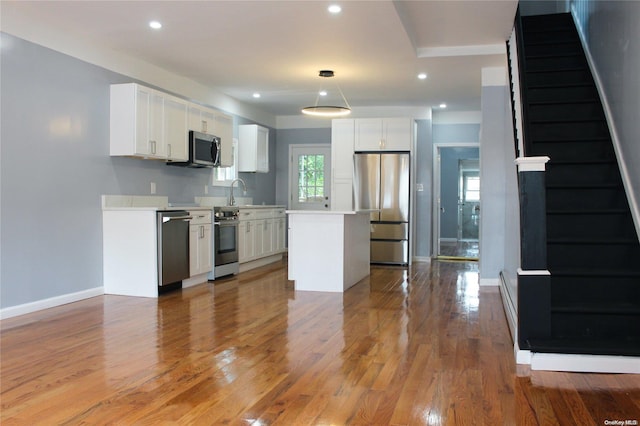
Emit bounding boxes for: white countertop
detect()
[238,205,286,209]
[285,210,371,215]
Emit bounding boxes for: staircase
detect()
[516,13,640,355]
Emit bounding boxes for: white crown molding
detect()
[418,44,506,58]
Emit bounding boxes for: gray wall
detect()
[571,0,640,229]
[414,119,433,259]
[0,33,276,309]
[274,128,331,208]
[433,123,481,144]
[479,84,513,283]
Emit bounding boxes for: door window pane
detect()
[298,154,325,203]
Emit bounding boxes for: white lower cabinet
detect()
[188,210,212,276]
[238,207,286,266]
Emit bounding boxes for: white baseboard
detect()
[239,253,283,273]
[515,337,640,374]
[0,287,104,320]
[182,273,210,289]
[529,352,640,374]
[479,277,500,286]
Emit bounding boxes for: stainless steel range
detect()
[210,206,240,278]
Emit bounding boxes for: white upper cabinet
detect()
[110,83,188,160]
[354,117,413,151]
[111,83,234,165]
[212,112,234,167]
[187,104,216,134]
[238,124,269,173]
[188,105,234,167]
[163,95,189,161]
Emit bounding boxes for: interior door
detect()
[289,145,331,210]
[458,166,480,240]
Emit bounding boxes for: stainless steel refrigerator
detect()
[354,152,410,265]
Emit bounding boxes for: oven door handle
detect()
[214,221,238,226]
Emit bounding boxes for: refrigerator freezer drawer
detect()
[371,240,408,264]
[371,222,408,240]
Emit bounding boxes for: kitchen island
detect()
[286,210,370,292]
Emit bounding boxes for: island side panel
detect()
[288,213,345,292]
[103,210,159,297]
[343,212,371,290]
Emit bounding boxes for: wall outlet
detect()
[150,182,156,194]
[417,183,424,192]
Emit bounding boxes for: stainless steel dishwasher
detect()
[157,210,191,287]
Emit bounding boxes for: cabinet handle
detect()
[247,222,251,232]
[202,120,207,133]
[150,140,156,154]
[167,144,171,158]
[200,225,204,238]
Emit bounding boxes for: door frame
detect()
[288,143,332,210]
[432,142,480,257]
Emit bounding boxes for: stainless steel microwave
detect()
[168,130,220,168]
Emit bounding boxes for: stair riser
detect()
[525,55,587,72]
[530,140,615,162]
[523,30,579,44]
[526,69,593,87]
[547,214,636,239]
[525,42,583,57]
[529,121,609,142]
[548,244,640,269]
[546,187,629,210]
[551,313,640,341]
[527,85,600,103]
[528,102,605,122]
[522,14,575,30]
[546,163,622,185]
[551,278,640,305]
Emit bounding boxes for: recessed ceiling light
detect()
[328,4,342,14]
[149,20,162,30]
[418,73,427,80]
[439,103,447,108]
[319,90,327,96]
[252,93,261,98]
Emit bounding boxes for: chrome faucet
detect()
[228,178,247,206]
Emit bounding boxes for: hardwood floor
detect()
[1,260,638,425]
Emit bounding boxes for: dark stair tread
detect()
[547,209,629,215]
[552,302,640,315]
[547,237,638,245]
[546,182,621,189]
[550,268,640,277]
[525,53,583,60]
[530,118,606,124]
[547,159,615,165]
[528,98,601,105]
[526,67,589,74]
[525,339,640,356]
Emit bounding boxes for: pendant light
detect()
[301,70,352,117]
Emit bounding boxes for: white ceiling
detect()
[1,0,518,117]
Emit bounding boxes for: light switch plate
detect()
[417,183,424,192]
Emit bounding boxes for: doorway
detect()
[288,144,331,210]
[433,144,480,260]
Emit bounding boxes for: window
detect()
[464,175,480,202]
[298,154,325,203]
[212,138,238,186]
